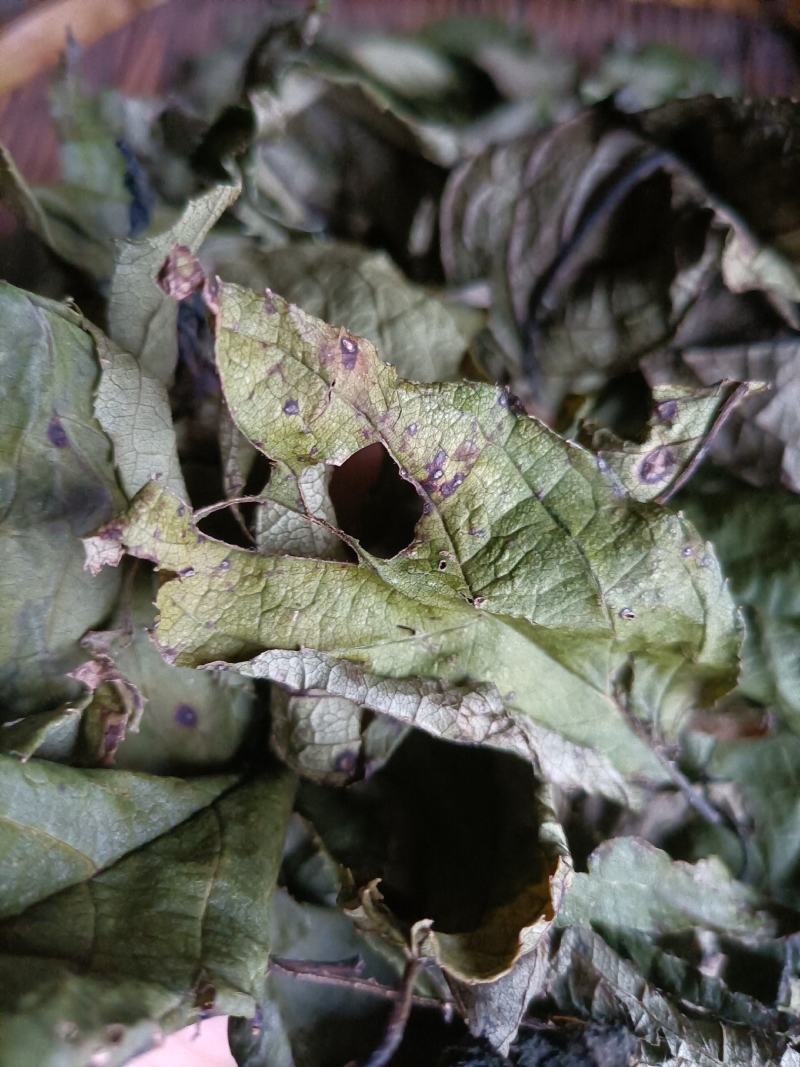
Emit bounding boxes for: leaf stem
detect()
[613,680,725,827]
[269,955,449,1015]
[192,495,267,522]
[362,957,422,1067]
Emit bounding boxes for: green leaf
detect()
[254,460,346,560]
[0,754,235,919]
[681,478,800,729]
[109,183,240,381]
[672,338,800,493]
[0,704,84,763]
[587,382,755,503]
[202,240,471,382]
[0,283,122,716]
[81,572,256,775]
[538,926,790,1067]
[688,730,800,910]
[96,280,739,796]
[90,322,186,498]
[557,837,770,939]
[270,688,364,785]
[0,768,295,1067]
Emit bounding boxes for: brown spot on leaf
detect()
[158,244,205,300]
[639,445,676,484]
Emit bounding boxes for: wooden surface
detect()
[0,0,798,187]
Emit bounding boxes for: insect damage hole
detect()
[329,443,424,559]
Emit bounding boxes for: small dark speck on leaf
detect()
[656,399,679,424]
[47,417,69,448]
[178,566,196,577]
[174,703,198,727]
[105,1024,125,1045]
[264,289,277,314]
[437,559,448,571]
[681,546,694,557]
[407,423,418,436]
[619,607,636,620]
[473,595,486,608]
[639,445,676,484]
[283,399,300,415]
[217,559,231,571]
[497,386,525,413]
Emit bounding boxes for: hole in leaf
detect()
[329,443,424,559]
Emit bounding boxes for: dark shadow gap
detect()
[329,443,424,559]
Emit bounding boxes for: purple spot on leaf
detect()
[47,417,69,448]
[340,335,359,369]
[440,472,464,498]
[283,399,300,416]
[639,445,676,484]
[175,703,198,727]
[334,749,358,775]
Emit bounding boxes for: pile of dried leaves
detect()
[0,7,799,1066]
